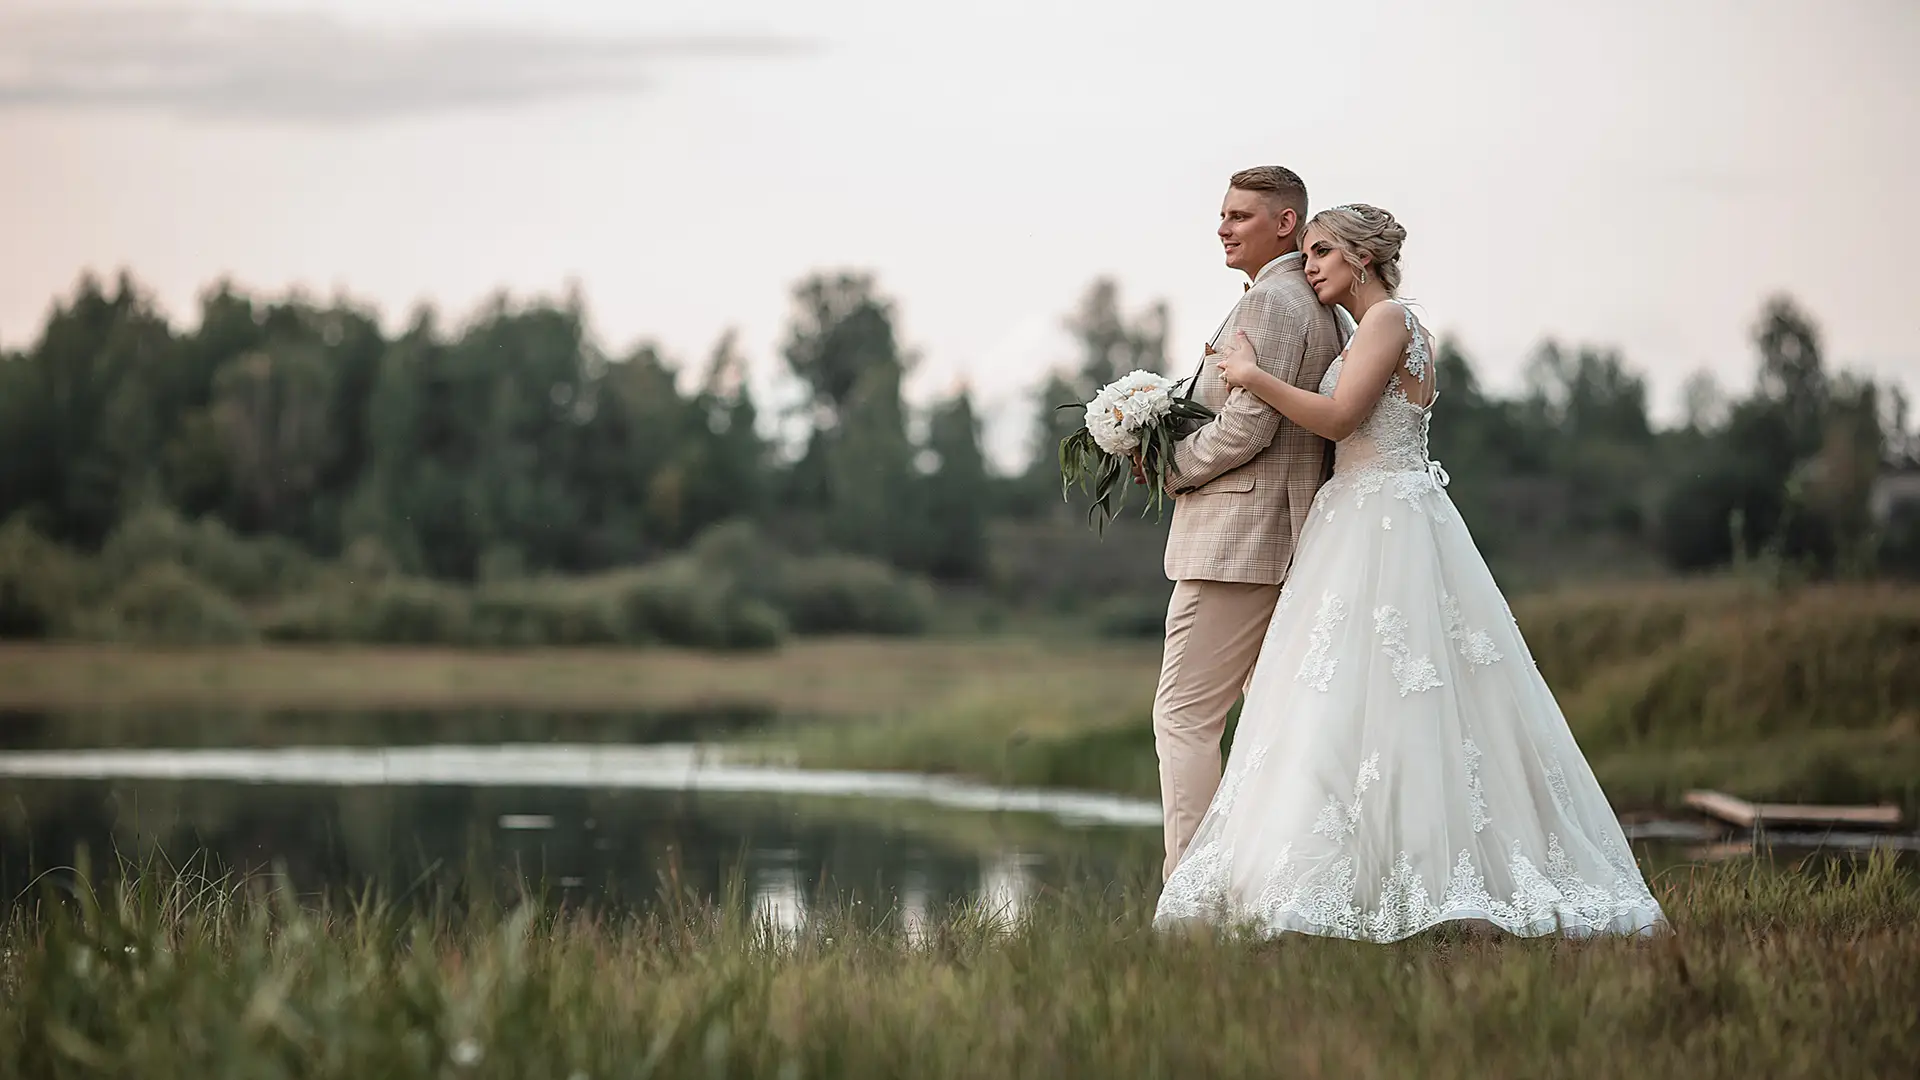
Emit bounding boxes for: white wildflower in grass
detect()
[1058,370,1214,531]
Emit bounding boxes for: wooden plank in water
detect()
[1684,790,1759,828]
[1684,789,1903,830]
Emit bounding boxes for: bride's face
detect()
[1303,227,1364,306]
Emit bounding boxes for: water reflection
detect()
[752,852,807,934]
[0,713,1910,930]
[978,852,1041,923]
[0,772,1154,926]
[0,743,1162,828]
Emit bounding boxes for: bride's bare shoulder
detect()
[1349,302,1414,348]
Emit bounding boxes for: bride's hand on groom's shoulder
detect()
[1214,330,1262,389]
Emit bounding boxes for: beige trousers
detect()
[1152,579,1283,880]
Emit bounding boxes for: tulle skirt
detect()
[1153,464,1667,940]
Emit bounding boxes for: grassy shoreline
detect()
[3,856,1917,1078]
[0,639,1157,713]
[4,580,1920,814]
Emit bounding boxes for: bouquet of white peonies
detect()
[1057,370,1214,530]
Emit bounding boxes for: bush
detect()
[262,579,471,645]
[683,520,933,637]
[774,555,934,636]
[101,507,318,600]
[468,582,624,647]
[0,519,90,638]
[608,560,785,651]
[82,563,256,645]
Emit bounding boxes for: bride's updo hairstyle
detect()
[1302,203,1408,295]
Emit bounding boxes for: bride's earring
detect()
[1357,268,1369,285]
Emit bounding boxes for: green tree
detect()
[685,331,768,530]
[780,272,924,566]
[920,389,990,580]
[1658,296,1849,572]
[0,273,175,546]
[1754,295,1828,458]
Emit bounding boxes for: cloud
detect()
[0,4,809,123]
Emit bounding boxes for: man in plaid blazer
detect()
[1152,166,1344,880]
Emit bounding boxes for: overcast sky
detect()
[1,0,1914,468]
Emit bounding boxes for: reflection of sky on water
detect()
[977,852,1044,924]
[0,743,1161,828]
[898,872,932,945]
[0,759,1155,925]
[751,849,807,935]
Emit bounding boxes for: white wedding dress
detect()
[1154,303,1667,941]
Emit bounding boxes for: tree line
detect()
[1,269,1914,606]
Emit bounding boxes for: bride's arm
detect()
[1213,305,1412,442]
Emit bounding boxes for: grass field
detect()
[2,854,1916,1079]
[4,579,1919,813]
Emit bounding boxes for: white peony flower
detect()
[1082,371,1183,455]
[1085,392,1139,455]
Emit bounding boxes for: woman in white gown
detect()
[1153,204,1667,941]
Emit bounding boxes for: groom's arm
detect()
[1164,289,1311,493]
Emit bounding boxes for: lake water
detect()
[0,709,1162,921]
[1,708,1911,922]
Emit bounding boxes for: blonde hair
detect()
[1302,203,1407,294]
[1228,165,1308,219]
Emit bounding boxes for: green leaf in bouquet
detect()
[1055,392,1219,534]
[1058,428,1100,500]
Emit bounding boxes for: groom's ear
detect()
[1275,207,1298,239]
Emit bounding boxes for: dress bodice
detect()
[1317,302,1443,484]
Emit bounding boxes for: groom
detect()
[1151,166,1343,880]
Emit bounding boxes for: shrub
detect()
[262,579,471,645]
[683,520,934,637]
[773,554,934,636]
[608,560,785,651]
[468,583,625,647]
[101,507,318,600]
[82,563,256,645]
[0,519,89,638]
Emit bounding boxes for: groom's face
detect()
[1219,188,1296,277]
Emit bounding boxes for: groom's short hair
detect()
[1229,166,1308,218]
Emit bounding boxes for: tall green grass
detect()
[3,854,1916,1078]
[775,580,1920,812]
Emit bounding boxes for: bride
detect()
[1152,204,1667,940]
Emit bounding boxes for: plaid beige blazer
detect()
[1163,253,1343,585]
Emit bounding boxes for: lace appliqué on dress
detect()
[1208,745,1270,815]
[1545,761,1576,816]
[1444,595,1504,669]
[1296,593,1348,692]
[1401,303,1432,381]
[1315,303,1451,524]
[1374,606,1443,696]
[1156,836,1233,917]
[1312,752,1381,841]
[1463,738,1491,833]
[1215,836,1664,943]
